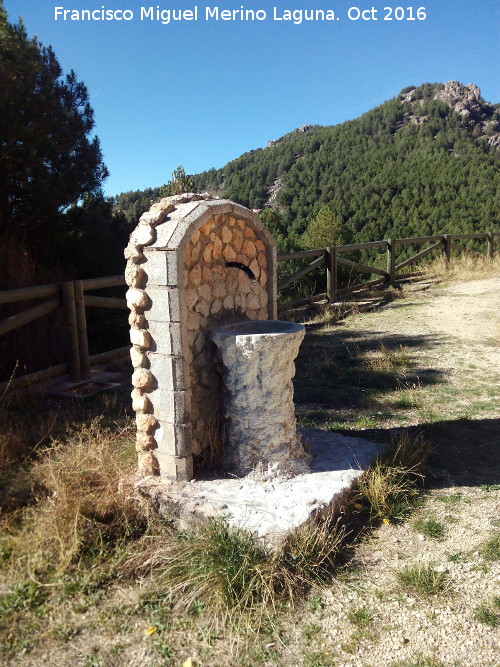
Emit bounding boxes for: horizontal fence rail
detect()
[277,231,499,310]
[0,231,498,391]
[0,275,127,392]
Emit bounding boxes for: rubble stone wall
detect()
[124,194,277,481]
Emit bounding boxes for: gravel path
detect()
[274,275,500,667]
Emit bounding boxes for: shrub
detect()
[8,418,143,573]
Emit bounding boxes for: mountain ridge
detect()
[114,81,499,250]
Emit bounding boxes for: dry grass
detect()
[0,386,61,469]
[122,515,347,620]
[4,418,144,574]
[361,343,412,372]
[354,433,430,524]
[419,252,500,282]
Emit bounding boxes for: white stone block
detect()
[155,421,192,457]
[147,353,189,391]
[148,388,190,422]
[147,320,183,356]
[150,219,178,249]
[143,249,178,286]
[210,320,307,477]
[145,286,181,322]
[156,453,193,481]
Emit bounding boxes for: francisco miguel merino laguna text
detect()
[54,5,340,25]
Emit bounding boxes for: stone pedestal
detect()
[210,320,310,478]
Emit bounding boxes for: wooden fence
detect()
[276,231,499,311]
[0,231,498,392]
[0,275,129,392]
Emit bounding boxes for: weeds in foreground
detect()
[413,516,446,540]
[362,343,412,373]
[0,414,433,659]
[396,564,448,596]
[390,656,446,667]
[3,418,143,574]
[474,599,500,627]
[356,461,420,523]
[419,251,500,283]
[393,380,422,409]
[354,433,430,523]
[0,387,61,469]
[346,606,373,628]
[478,532,500,561]
[123,515,347,618]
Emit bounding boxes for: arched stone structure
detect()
[125,194,277,481]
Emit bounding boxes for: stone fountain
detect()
[210,319,310,478]
[125,194,382,546]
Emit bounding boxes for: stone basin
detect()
[210,320,310,478]
[217,320,304,336]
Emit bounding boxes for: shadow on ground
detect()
[326,417,500,489]
[294,326,446,407]
[294,322,499,489]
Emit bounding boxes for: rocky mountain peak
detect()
[434,81,483,119]
[400,81,500,149]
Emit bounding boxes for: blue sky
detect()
[4,1,500,196]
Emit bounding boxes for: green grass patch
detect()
[0,580,46,615]
[390,656,446,667]
[479,532,500,561]
[413,516,445,540]
[435,492,466,505]
[125,515,347,618]
[396,564,448,596]
[481,484,500,492]
[354,433,429,523]
[362,343,413,373]
[347,606,373,628]
[474,600,500,627]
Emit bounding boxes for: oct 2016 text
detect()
[53,6,428,25]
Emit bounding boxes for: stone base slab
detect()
[135,427,384,548]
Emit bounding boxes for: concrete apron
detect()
[135,426,384,549]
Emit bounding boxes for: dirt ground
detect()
[2,274,499,667]
[275,275,500,667]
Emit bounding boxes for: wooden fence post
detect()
[73,280,90,380]
[386,239,395,285]
[443,234,451,264]
[327,246,338,302]
[61,281,81,382]
[487,232,494,259]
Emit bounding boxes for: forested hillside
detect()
[115,81,500,251]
